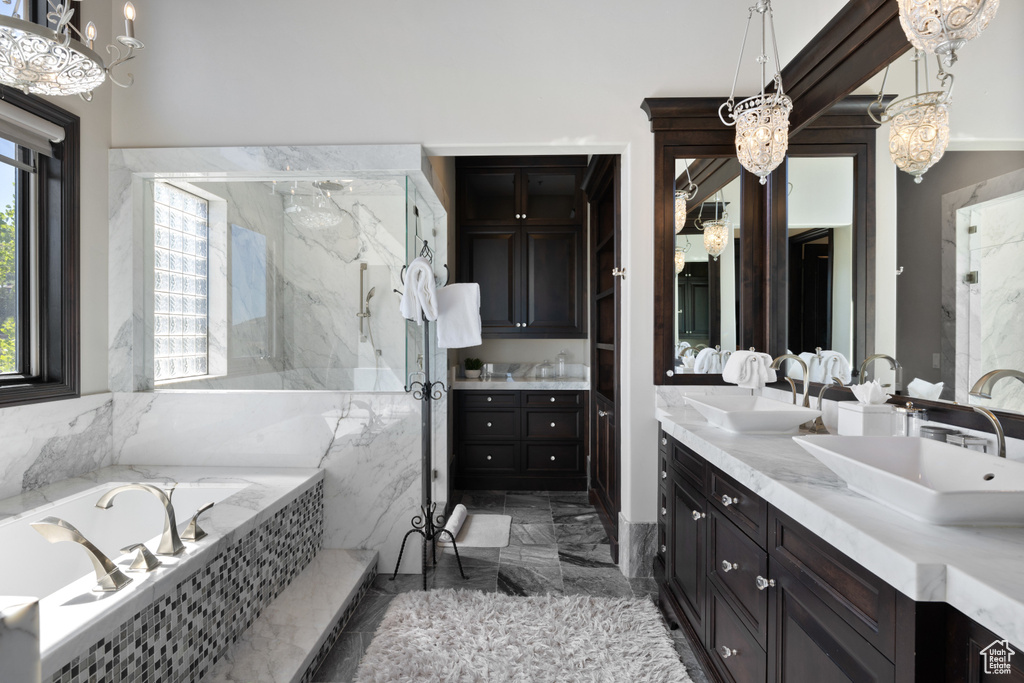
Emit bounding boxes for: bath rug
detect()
[437,513,511,548]
[355,589,692,683]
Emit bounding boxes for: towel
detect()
[694,347,721,374]
[399,257,438,324]
[441,504,468,542]
[907,377,944,400]
[722,351,777,389]
[436,283,482,349]
[819,351,852,384]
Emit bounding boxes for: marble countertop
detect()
[657,405,1024,648]
[0,465,322,678]
[452,377,590,391]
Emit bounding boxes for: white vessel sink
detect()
[685,396,821,434]
[793,435,1024,526]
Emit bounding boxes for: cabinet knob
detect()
[550,422,556,428]
[661,506,667,517]
[487,422,492,428]
[721,494,739,507]
[660,544,667,553]
[666,370,675,377]
[721,560,738,573]
[487,396,492,402]
[516,213,521,219]
[550,456,556,461]
[720,646,738,659]
[598,410,608,417]
[661,437,668,446]
[611,267,626,280]
[691,510,705,521]
[550,397,556,402]
[487,455,492,460]
[661,470,667,480]
[755,575,776,591]
[515,323,522,328]
[522,214,527,219]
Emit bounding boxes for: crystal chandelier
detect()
[674,164,698,233]
[696,194,730,261]
[868,50,953,184]
[719,0,792,185]
[674,237,691,274]
[0,0,143,101]
[897,0,999,66]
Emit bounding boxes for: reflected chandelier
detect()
[675,237,690,274]
[868,50,954,184]
[0,0,143,101]
[674,164,698,233]
[719,0,792,185]
[696,193,729,262]
[897,0,999,66]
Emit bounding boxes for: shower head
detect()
[365,287,376,304]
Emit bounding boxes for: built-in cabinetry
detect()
[452,390,587,491]
[656,429,1022,683]
[456,157,586,338]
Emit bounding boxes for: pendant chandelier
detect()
[696,193,730,261]
[0,0,144,101]
[674,164,698,233]
[719,0,792,185]
[868,50,954,184]
[897,0,999,66]
[675,237,691,274]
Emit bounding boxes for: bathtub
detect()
[0,465,324,683]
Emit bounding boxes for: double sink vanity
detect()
[656,395,1024,683]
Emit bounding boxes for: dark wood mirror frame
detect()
[644,0,1024,439]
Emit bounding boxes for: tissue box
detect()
[837,403,894,436]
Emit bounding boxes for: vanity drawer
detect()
[709,467,767,548]
[660,453,670,485]
[460,443,517,471]
[707,584,766,683]
[670,438,706,492]
[461,409,518,439]
[524,410,580,439]
[460,392,518,407]
[524,391,582,407]
[524,443,581,471]
[707,507,769,649]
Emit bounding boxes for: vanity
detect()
[656,406,1024,683]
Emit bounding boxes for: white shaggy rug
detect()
[355,589,692,683]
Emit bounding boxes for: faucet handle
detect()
[182,502,215,542]
[120,542,161,572]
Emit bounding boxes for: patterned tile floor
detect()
[312,490,710,683]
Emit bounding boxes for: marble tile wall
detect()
[618,516,656,579]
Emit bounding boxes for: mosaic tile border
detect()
[300,563,378,683]
[50,481,324,683]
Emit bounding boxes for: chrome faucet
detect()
[806,376,846,434]
[968,370,1024,459]
[770,354,810,407]
[858,354,902,391]
[95,484,185,556]
[30,517,133,592]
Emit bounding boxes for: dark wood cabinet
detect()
[453,390,586,491]
[678,262,711,345]
[456,157,586,339]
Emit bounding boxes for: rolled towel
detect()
[722,351,778,389]
[436,283,482,349]
[439,504,468,544]
[694,347,717,374]
[819,351,852,385]
[907,377,944,400]
[681,355,696,369]
[399,257,438,324]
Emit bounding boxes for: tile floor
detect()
[312,490,710,683]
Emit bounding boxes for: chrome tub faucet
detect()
[30,517,133,592]
[95,484,185,556]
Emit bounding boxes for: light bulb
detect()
[124,2,136,21]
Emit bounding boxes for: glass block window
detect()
[153,183,209,381]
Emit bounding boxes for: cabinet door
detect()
[768,561,894,683]
[669,470,707,640]
[522,168,583,224]
[523,226,584,337]
[459,168,520,224]
[458,226,520,334]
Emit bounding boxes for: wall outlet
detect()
[932,353,941,370]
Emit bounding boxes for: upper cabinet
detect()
[457,157,587,339]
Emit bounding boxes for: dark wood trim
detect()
[0,87,80,408]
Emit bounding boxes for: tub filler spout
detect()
[96,483,185,556]
[29,517,133,593]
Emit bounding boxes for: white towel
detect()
[819,351,852,385]
[436,283,482,349]
[907,377,944,400]
[722,351,777,389]
[440,504,468,543]
[694,348,719,374]
[399,257,438,324]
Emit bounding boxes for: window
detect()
[153,183,209,381]
[0,87,79,407]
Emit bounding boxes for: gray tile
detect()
[343,593,394,633]
[456,491,505,512]
[510,522,556,545]
[506,506,554,524]
[500,544,560,569]
[368,573,422,595]
[504,492,550,509]
[558,543,616,568]
[549,491,590,506]
[554,523,608,544]
[434,545,500,569]
[629,577,660,603]
[429,564,497,592]
[551,505,601,525]
[670,628,712,683]
[311,632,365,683]
[497,565,564,597]
[561,566,634,598]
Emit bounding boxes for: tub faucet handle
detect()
[182,502,215,542]
[120,542,161,572]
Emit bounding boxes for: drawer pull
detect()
[550,456,556,461]
[661,470,667,480]
[755,575,776,591]
[720,646,738,659]
[486,455,492,461]
[661,437,667,446]
[721,494,739,507]
[660,544,667,553]
[721,560,738,573]
[661,506,667,517]
[550,422,556,428]
[487,396,492,402]
[691,510,705,521]
[487,422,492,428]
[550,397,556,402]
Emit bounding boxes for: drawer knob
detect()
[755,575,776,591]
[721,494,739,507]
[487,396,492,402]
[487,455,492,461]
[550,397,556,402]
[550,422,556,428]
[487,422,492,428]
[721,560,738,573]
[660,544,667,553]
[550,456,556,461]
[720,646,738,659]
[661,506,667,517]
[661,437,667,446]
[661,470,667,480]
[691,510,705,521]
[598,410,608,417]
[516,213,521,219]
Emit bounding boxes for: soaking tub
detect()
[0,465,323,683]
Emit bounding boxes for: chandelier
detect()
[897,0,999,66]
[868,50,953,184]
[0,0,143,101]
[674,237,691,274]
[696,193,730,261]
[719,0,792,185]
[674,164,698,233]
